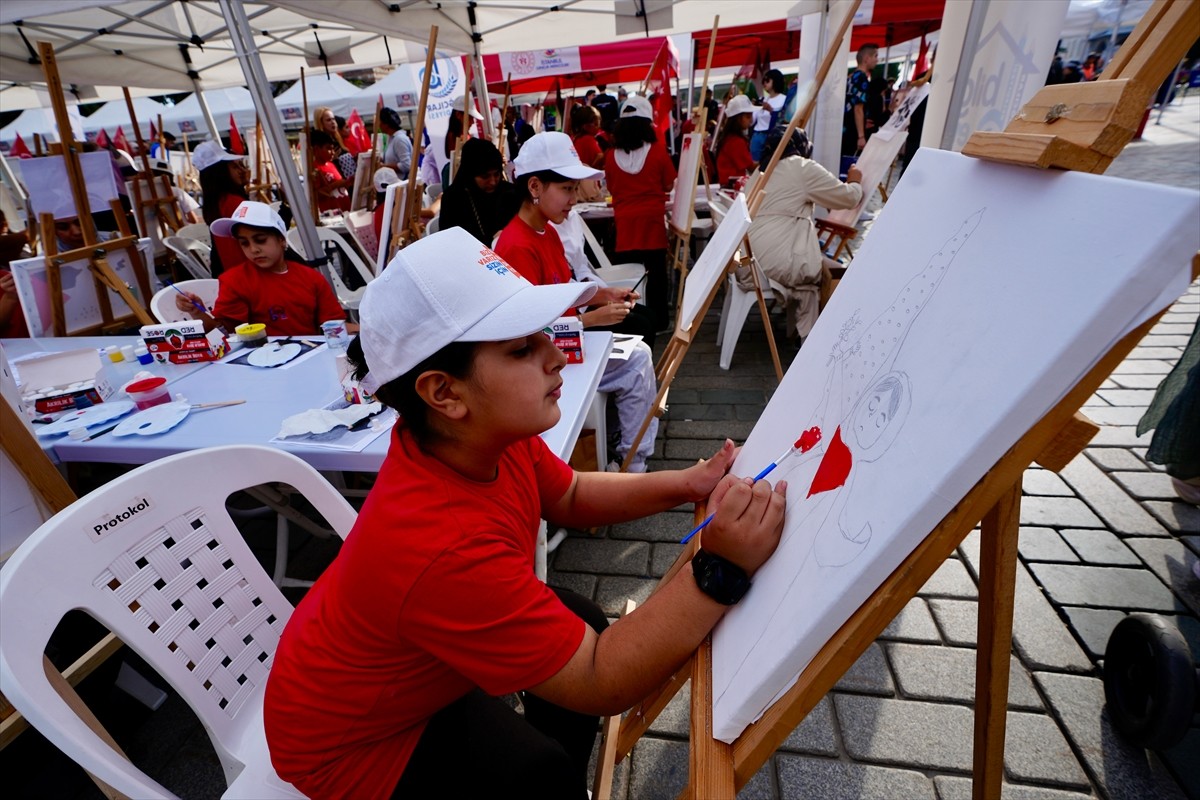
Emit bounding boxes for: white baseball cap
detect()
[620,95,653,121]
[512,131,603,181]
[192,140,243,173]
[210,200,287,238]
[373,166,401,192]
[359,227,597,393]
[724,94,756,118]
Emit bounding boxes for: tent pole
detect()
[472,49,495,140]
[688,38,697,121]
[939,0,991,151]
[189,77,221,141]
[217,0,321,267]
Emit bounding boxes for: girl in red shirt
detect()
[195,140,250,277]
[715,93,757,188]
[264,227,787,799]
[603,96,677,330]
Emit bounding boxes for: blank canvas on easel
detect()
[710,148,1199,742]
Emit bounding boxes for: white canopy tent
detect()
[78,95,168,135]
[160,87,257,137]
[274,73,377,127]
[0,81,163,112]
[355,67,423,113]
[0,106,81,145]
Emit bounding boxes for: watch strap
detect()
[691,548,752,605]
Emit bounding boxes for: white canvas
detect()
[375,179,410,274]
[677,194,751,334]
[710,148,1200,743]
[9,239,153,337]
[670,132,703,234]
[18,151,120,221]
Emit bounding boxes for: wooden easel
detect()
[386,27,438,261]
[36,41,154,335]
[123,88,183,243]
[247,120,279,204]
[597,2,1200,797]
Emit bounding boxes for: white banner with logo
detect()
[498,48,583,80]
[408,53,468,175]
[923,0,1069,152]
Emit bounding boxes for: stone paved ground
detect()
[550,94,1200,800]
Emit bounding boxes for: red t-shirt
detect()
[716,134,755,187]
[315,161,350,212]
[265,427,583,800]
[0,270,29,338]
[213,260,343,336]
[603,144,676,252]
[213,193,247,275]
[573,133,603,169]
[493,216,573,286]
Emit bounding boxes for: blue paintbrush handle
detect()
[165,280,209,316]
[679,459,781,545]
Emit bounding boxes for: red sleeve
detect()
[527,435,575,507]
[573,135,602,168]
[494,223,547,285]
[401,537,585,695]
[212,266,251,325]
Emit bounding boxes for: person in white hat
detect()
[715,92,758,187]
[497,131,663,471]
[175,200,343,336]
[371,166,402,241]
[263,226,787,799]
[150,157,201,225]
[193,139,250,275]
[604,95,677,330]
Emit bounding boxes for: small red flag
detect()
[113,126,131,155]
[345,109,371,155]
[9,133,32,159]
[228,115,245,155]
[913,35,930,80]
[644,39,679,140]
[95,128,111,149]
[149,120,158,140]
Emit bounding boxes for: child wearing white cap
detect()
[194,140,250,275]
[176,200,344,336]
[264,227,786,799]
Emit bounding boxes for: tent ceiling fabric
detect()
[270,0,813,55]
[0,0,427,92]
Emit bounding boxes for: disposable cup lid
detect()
[126,377,167,393]
[236,323,266,336]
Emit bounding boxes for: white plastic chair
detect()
[424,182,443,201]
[176,222,212,248]
[0,445,358,799]
[424,216,440,236]
[344,209,379,266]
[164,235,213,280]
[150,278,219,324]
[286,228,372,312]
[578,218,646,299]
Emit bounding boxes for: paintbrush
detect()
[680,426,822,545]
[164,279,214,319]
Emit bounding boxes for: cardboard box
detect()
[547,316,584,364]
[140,320,228,364]
[14,348,104,413]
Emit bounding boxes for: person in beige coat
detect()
[747,126,863,341]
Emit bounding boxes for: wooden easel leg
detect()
[743,251,783,382]
[973,481,1022,800]
[593,599,638,800]
[682,636,734,800]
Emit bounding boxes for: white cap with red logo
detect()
[359,227,597,392]
[209,201,287,238]
[512,131,603,181]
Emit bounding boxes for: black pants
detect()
[391,588,609,798]
[615,248,670,331]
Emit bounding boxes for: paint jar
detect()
[120,345,136,363]
[321,319,349,352]
[125,376,171,410]
[235,323,267,348]
[135,345,154,365]
[104,345,125,363]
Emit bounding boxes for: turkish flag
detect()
[913,35,930,80]
[113,126,132,155]
[344,109,371,155]
[644,39,679,140]
[9,133,33,159]
[149,120,158,140]
[95,128,111,149]
[228,115,245,155]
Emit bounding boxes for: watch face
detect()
[694,550,750,605]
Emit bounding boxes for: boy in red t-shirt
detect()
[311,130,352,213]
[263,227,787,799]
[176,201,347,336]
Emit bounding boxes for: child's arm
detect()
[544,440,739,529]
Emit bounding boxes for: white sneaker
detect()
[858,210,877,223]
[606,460,622,473]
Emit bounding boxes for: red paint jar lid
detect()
[125,377,167,393]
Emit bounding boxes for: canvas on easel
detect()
[375,178,409,273]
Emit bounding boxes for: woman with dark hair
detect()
[750,69,788,161]
[570,104,604,169]
[602,96,676,329]
[195,140,250,276]
[746,125,862,343]
[438,138,519,244]
[715,94,756,187]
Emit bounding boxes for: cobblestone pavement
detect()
[550,94,1200,800]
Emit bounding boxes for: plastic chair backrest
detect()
[176,222,212,248]
[344,210,379,267]
[163,235,212,280]
[425,216,440,236]
[425,182,443,201]
[287,228,371,310]
[579,220,616,271]
[149,278,219,324]
[0,446,357,798]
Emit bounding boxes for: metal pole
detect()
[472,49,495,140]
[1156,57,1186,124]
[939,0,991,151]
[217,0,321,269]
[1106,0,1127,63]
[189,77,221,141]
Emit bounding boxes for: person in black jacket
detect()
[437,138,519,245]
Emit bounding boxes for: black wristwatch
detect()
[691,549,752,605]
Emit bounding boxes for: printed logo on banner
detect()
[281,107,302,121]
[89,496,155,541]
[397,92,417,108]
[421,58,459,100]
[179,120,197,133]
[512,51,537,75]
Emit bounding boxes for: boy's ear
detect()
[414,370,468,422]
